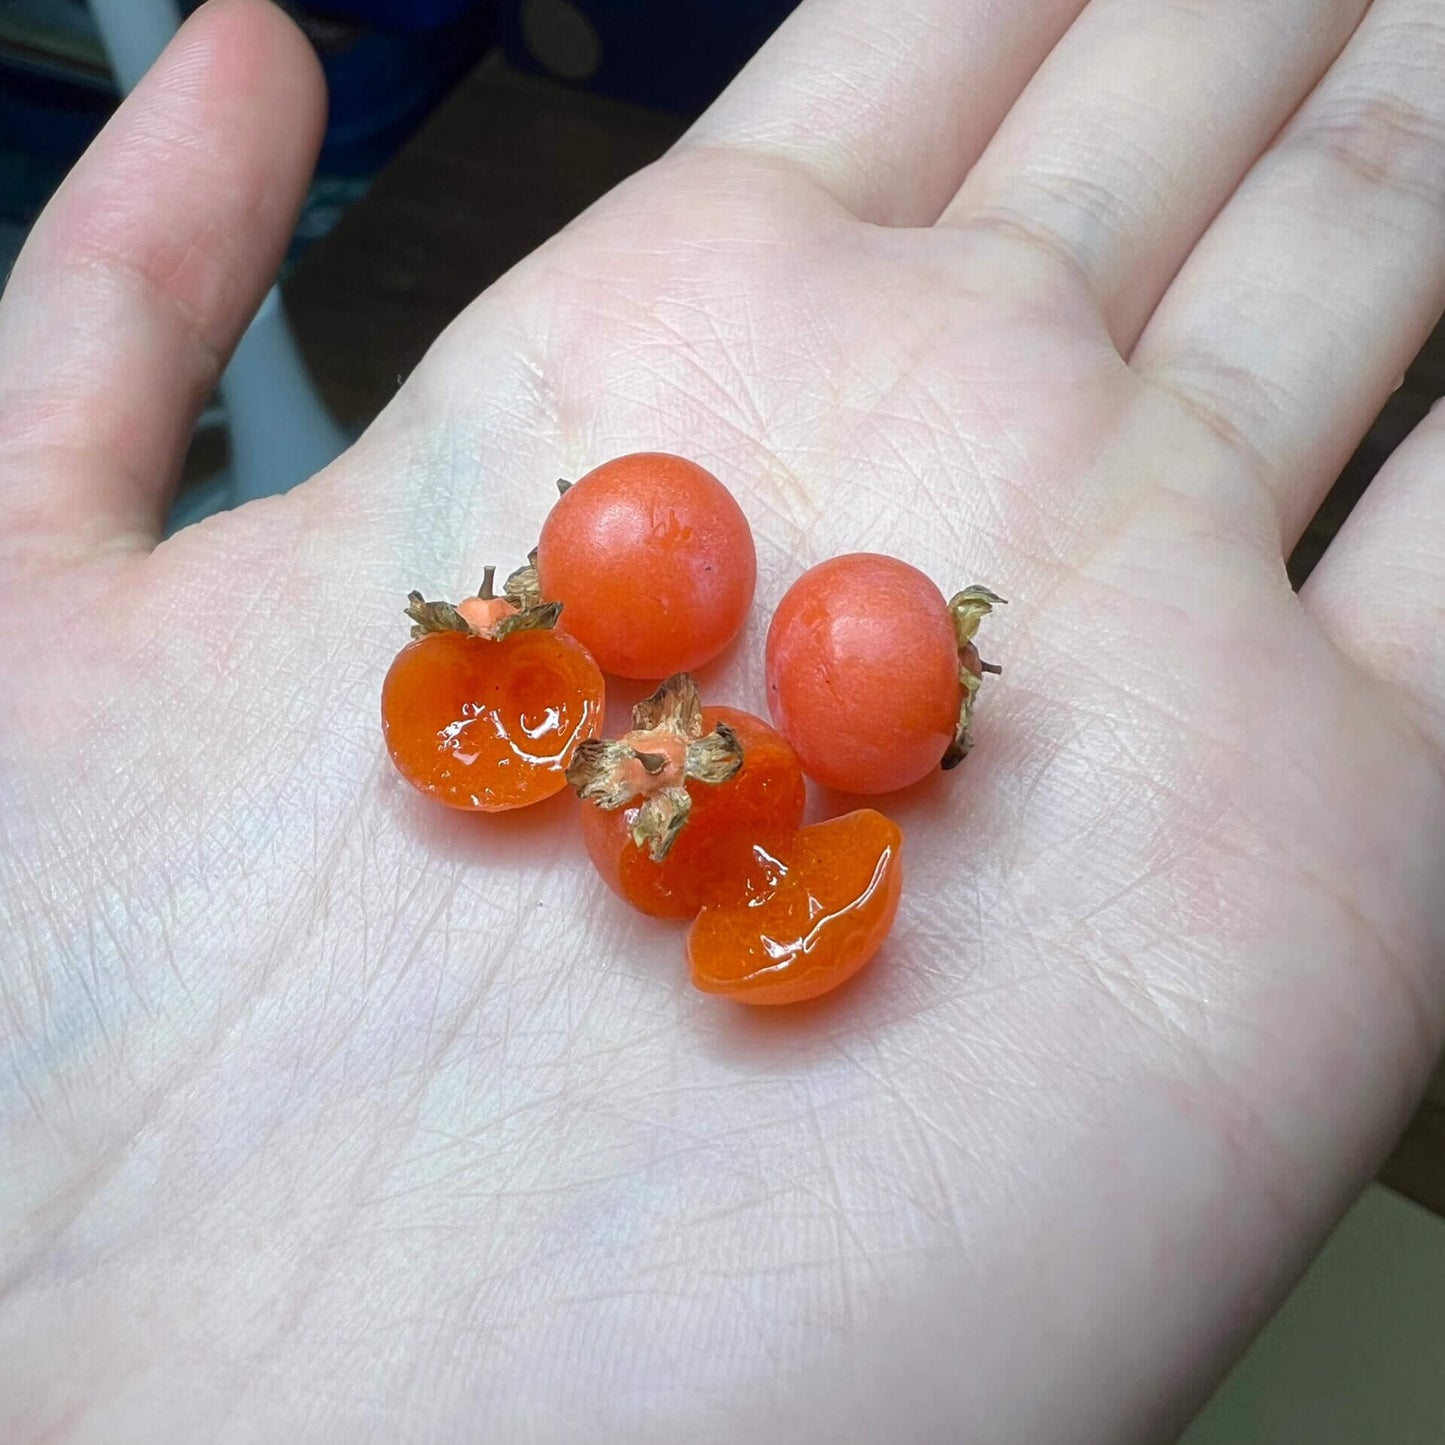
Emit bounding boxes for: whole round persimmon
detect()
[533,453,756,679]
[687,808,903,1005]
[579,704,806,919]
[765,554,1002,793]
[382,588,604,811]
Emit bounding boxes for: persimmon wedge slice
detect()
[687,809,903,1005]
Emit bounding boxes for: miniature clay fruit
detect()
[578,699,806,919]
[765,553,1002,793]
[517,453,756,679]
[687,809,903,1004]
[567,672,746,862]
[382,584,604,811]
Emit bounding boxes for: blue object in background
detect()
[299,0,478,28]
[0,60,111,221]
[0,0,494,263]
[500,0,801,115]
[196,2,495,180]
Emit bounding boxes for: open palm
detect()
[4,2,1444,1440]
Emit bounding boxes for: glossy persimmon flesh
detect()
[580,706,806,918]
[687,809,903,1005]
[382,629,604,811]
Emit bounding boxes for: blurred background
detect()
[0,0,798,517]
[1,1,1442,1436]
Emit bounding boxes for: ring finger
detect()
[1134,0,1445,546]
[939,0,1367,347]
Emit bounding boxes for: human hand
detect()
[3,1,1443,1439]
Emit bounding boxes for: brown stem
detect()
[479,565,496,600]
[557,477,573,496]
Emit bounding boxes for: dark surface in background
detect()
[285,57,682,421]
[499,0,798,113]
[281,57,1445,1217]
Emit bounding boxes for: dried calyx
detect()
[941,585,1007,771]
[502,549,543,611]
[567,673,743,861]
[405,566,562,641]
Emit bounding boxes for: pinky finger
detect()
[1303,401,1445,747]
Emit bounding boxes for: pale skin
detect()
[2,0,1444,1438]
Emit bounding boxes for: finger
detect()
[0,0,325,568]
[938,0,1366,346]
[685,0,1087,226]
[1133,0,1445,547]
[1302,400,1445,749]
